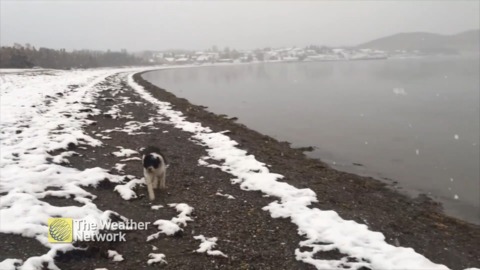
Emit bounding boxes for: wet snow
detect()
[193,235,228,258]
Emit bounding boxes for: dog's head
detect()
[142,153,163,172]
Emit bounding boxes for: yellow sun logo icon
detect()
[48,218,73,243]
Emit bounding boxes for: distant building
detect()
[175,57,191,64]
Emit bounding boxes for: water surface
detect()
[143,57,480,224]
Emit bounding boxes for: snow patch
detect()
[0,259,23,270]
[120,157,142,162]
[151,205,164,210]
[193,235,228,257]
[147,203,194,241]
[114,178,145,200]
[112,147,138,157]
[170,203,194,226]
[0,69,154,270]
[148,220,181,239]
[107,250,124,262]
[147,253,167,265]
[216,191,235,199]
[114,163,126,172]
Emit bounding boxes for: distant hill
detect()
[357,29,479,53]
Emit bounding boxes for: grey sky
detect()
[1,1,479,51]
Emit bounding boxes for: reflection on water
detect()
[143,56,480,224]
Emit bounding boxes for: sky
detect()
[1,1,479,52]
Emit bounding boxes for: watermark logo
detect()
[48,217,150,243]
[48,218,73,243]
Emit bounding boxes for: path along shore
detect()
[0,68,478,270]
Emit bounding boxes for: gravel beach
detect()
[0,69,478,270]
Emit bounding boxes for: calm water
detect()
[143,56,480,224]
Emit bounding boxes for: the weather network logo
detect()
[48,218,73,243]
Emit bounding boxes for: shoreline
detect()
[139,65,479,226]
[134,70,479,268]
[1,68,478,269]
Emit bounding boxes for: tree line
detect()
[0,44,150,69]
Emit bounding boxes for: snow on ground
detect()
[107,250,124,262]
[147,253,167,265]
[119,157,142,162]
[151,205,164,210]
[0,259,23,270]
[198,156,222,170]
[112,147,138,157]
[0,68,53,74]
[170,203,194,226]
[103,103,122,119]
[0,68,152,269]
[193,235,228,258]
[148,220,182,239]
[1,66,475,270]
[114,178,145,200]
[215,190,235,199]
[114,163,126,172]
[147,203,194,241]
[128,74,464,270]
[103,120,158,135]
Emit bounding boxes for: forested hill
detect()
[0,45,150,69]
[357,29,480,53]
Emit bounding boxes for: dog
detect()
[142,146,167,201]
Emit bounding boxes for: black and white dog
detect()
[142,146,167,201]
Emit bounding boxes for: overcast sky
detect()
[1,1,479,51]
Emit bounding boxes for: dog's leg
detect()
[144,172,155,201]
[147,183,155,201]
[159,171,166,190]
[152,175,159,189]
